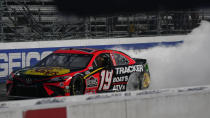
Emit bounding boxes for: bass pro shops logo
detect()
[86,76,98,88]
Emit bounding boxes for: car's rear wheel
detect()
[70,75,85,95]
[126,72,141,91]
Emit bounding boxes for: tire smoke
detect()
[116,21,210,89]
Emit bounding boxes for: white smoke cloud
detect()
[117,21,210,89]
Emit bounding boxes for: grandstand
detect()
[0,0,210,42]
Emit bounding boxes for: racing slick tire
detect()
[70,75,85,95]
[126,72,150,91]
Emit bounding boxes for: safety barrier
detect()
[0,85,210,118]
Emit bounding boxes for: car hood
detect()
[22,67,71,76]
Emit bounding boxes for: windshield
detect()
[36,53,92,69]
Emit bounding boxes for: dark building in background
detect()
[0,0,209,42]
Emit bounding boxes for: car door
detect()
[110,52,131,91]
[91,52,132,92]
[84,53,115,93]
[94,53,115,92]
[87,52,133,93]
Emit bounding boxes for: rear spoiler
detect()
[133,58,147,64]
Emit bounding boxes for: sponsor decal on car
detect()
[115,64,143,75]
[113,84,126,91]
[112,76,129,83]
[24,67,70,76]
[86,76,98,88]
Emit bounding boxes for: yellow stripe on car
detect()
[83,67,104,79]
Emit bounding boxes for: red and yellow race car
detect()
[6,48,150,99]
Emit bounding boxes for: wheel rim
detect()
[72,78,84,95]
[142,73,150,88]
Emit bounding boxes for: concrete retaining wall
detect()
[0,85,209,118]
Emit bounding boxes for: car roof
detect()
[53,48,127,55]
[53,48,135,64]
[53,48,104,54]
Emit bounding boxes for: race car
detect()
[6,48,150,99]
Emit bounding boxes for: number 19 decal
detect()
[98,70,113,91]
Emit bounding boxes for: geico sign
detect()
[0,51,52,78]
